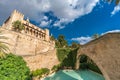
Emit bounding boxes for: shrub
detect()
[0,53,31,80]
[79,54,102,74]
[51,64,61,71]
[42,68,50,75]
[12,20,25,32]
[88,63,102,74]
[57,48,78,69]
[32,68,50,77]
[55,35,68,48]
[56,48,71,62]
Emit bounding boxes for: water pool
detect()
[44,70,105,80]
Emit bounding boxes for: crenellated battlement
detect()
[1,10,50,42]
[11,9,24,21]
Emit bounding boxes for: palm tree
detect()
[92,34,100,39]
[116,0,120,5]
[50,35,55,41]
[107,0,120,5]
[12,20,25,32]
[0,31,9,58]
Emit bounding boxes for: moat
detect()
[44,70,105,80]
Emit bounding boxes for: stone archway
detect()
[75,33,120,80]
[76,53,110,80]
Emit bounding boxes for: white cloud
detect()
[111,3,120,16]
[0,0,99,28]
[71,36,92,45]
[40,21,49,27]
[39,15,50,27]
[71,29,120,45]
[40,19,52,27]
[51,0,99,27]
[43,16,48,21]
[53,18,70,29]
[101,29,120,35]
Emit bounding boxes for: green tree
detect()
[12,20,25,32]
[70,42,80,48]
[107,0,120,5]
[50,35,55,41]
[0,31,9,58]
[92,34,100,39]
[56,35,68,48]
[51,64,61,72]
[55,40,60,48]
[32,68,50,77]
[0,54,31,80]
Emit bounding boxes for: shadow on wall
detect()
[78,54,102,74]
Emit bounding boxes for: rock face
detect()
[76,33,120,80]
[23,49,59,71]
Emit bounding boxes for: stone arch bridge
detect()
[76,33,120,80]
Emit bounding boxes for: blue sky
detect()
[0,0,120,44]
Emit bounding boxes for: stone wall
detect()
[0,28,59,70]
[0,28,55,56]
[23,49,59,71]
[76,33,120,80]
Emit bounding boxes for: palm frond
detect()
[0,51,6,58]
[0,30,9,58]
[0,41,10,53]
[107,0,120,5]
[0,41,10,45]
[115,0,120,5]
